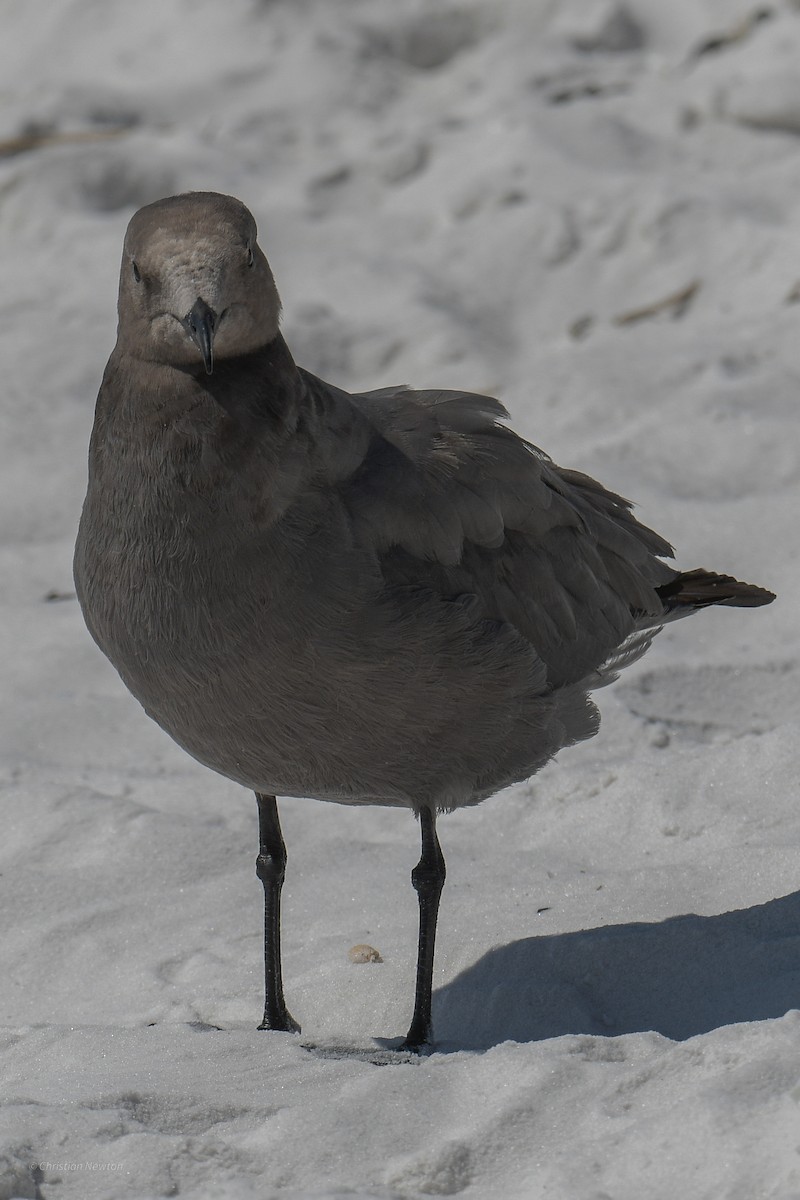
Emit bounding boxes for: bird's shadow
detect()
[432,890,800,1050]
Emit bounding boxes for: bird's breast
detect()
[74,457,561,807]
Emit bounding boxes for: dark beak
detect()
[183,298,218,375]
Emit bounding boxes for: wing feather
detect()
[305,376,676,687]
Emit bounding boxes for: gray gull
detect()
[74,192,775,1051]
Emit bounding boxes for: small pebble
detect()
[348,943,383,964]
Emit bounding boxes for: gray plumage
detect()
[73,192,774,1048]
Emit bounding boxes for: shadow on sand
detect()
[433,890,800,1050]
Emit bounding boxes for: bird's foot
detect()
[397,1024,434,1055]
[258,1008,301,1034]
[396,1038,434,1056]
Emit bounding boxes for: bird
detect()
[73,191,775,1052]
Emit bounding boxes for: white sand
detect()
[1,2,798,1197]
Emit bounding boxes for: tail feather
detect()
[588,568,773,692]
[657,568,775,611]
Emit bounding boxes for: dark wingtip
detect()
[657,568,776,610]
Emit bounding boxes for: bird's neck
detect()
[201,332,304,433]
[104,330,300,424]
[88,332,312,525]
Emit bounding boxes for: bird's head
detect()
[118,192,281,375]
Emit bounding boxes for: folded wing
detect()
[320,379,678,688]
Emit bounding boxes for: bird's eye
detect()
[246,245,255,270]
[132,260,142,283]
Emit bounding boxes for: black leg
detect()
[255,793,300,1033]
[400,806,446,1052]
